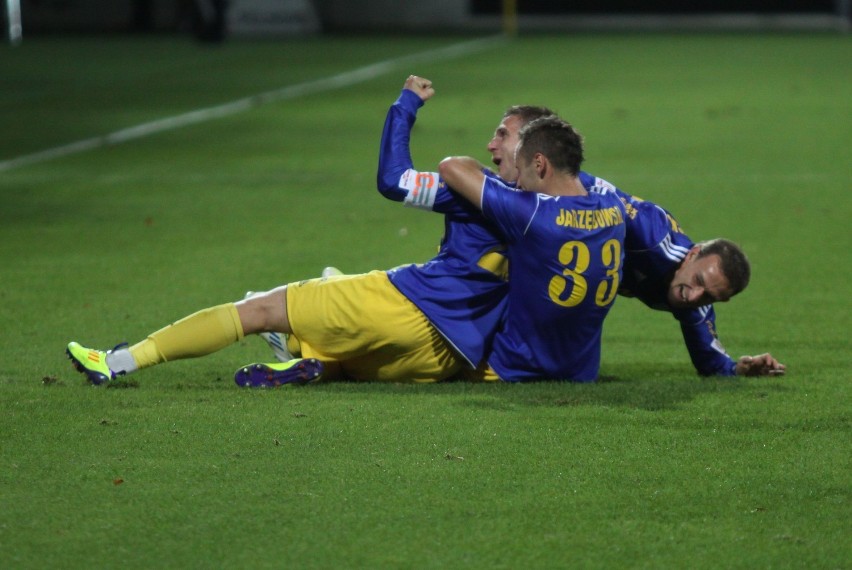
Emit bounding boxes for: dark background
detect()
[472,1,838,15]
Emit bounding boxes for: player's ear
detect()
[535,153,547,178]
[684,244,702,263]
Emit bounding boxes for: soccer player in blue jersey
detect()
[372,79,552,373]
[439,117,627,381]
[375,75,783,378]
[578,175,784,376]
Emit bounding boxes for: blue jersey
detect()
[377,89,508,367]
[377,89,735,377]
[581,174,738,376]
[481,177,627,382]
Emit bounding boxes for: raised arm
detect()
[377,75,437,203]
[376,87,424,201]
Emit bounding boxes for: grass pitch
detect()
[1,32,850,568]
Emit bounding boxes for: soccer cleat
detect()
[66,341,126,385]
[234,358,323,388]
[322,266,343,278]
[259,331,292,362]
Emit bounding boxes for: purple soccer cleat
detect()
[234,358,323,388]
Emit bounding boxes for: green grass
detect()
[1,33,850,568]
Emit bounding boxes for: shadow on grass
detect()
[288,364,794,412]
[54,362,792,414]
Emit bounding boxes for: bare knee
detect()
[235,286,291,335]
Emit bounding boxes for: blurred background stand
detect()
[6,0,848,42]
[190,0,226,43]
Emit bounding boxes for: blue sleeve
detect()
[481,177,539,242]
[622,197,688,255]
[377,89,421,202]
[376,89,470,214]
[675,307,738,376]
[376,89,465,214]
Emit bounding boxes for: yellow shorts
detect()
[285,270,463,382]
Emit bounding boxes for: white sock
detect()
[106,348,138,375]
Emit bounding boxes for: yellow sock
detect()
[129,303,244,370]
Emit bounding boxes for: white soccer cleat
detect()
[258,331,293,362]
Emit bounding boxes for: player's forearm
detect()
[678,316,737,376]
[376,90,423,201]
[438,157,486,209]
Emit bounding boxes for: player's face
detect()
[487,114,524,182]
[667,249,734,309]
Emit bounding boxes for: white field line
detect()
[0,35,505,173]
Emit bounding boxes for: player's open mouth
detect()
[492,157,501,166]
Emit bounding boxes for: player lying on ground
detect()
[65,83,592,386]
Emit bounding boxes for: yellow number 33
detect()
[548,239,621,308]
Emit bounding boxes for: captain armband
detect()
[399,168,440,211]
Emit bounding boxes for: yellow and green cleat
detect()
[66,341,125,385]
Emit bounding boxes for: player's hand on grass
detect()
[735,353,786,377]
[404,75,435,101]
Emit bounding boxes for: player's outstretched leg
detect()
[67,303,245,385]
[234,358,324,388]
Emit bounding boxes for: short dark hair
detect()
[503,105,556,126]
[517,116,584,175]
[697,238,751,295]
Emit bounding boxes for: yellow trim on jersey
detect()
[477,248,509,281]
